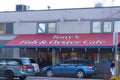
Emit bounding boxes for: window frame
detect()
[91,20,114,33]
[114,20,120,32]
[103,21,112,32]
[0,23,13,35]
[37,22,57,34]
[91,21,102,33]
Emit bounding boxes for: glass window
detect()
[101,53,113,63]
[0,23,4,34]
[38,22,56,34]
[70,60,78,65]
[92,21,101,33]
[48,23,56,33]
[6,23,13,34]
[38,23,46,33]
[60,61,69,65]
[29,59,36,63]
[0,59,6,65]
[114,21,120,32]
[7,59,19,65]
[103,22,112,32]
[21,59,31,65]
[0,23,13,35]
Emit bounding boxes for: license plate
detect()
[28,69,32,72]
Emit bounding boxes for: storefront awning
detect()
[5,33,114,48]
[118,33,120,45]
[0,40,9,48]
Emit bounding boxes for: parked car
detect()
[0,58,35,80]
[21,57,40,75]
[41,58,98,78]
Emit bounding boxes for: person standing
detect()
[110,60,115,76]
[37,57,42,69]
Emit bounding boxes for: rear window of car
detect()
[20,59,31,65]
[29,59,36,63]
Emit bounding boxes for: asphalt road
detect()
[26,76,102,80]
[0,76,103,80]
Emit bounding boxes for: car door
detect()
[0,59,6,76]
[52,61,69,75]
[65,60,78,74]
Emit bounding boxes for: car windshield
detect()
[21,59,31,65]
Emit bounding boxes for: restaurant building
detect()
[0,5,120,70]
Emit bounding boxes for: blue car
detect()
[41,58,98,78]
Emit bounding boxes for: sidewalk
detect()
[92,72,111,80]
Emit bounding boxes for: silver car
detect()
[0,58,35,80]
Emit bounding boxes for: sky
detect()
[0,0,120,11]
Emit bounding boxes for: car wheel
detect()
[46,69,53,77]
[4,70,14,80]
[76,70,85,78]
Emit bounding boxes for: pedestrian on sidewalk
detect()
[110,60,115,76]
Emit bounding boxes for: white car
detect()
[21,57,40,74]
[29,58,40,73]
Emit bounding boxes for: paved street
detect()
[26,76,103,80]
[0,76,103,80]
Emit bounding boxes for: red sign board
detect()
[5,33,114,47]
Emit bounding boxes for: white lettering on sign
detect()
[53,35,79,40]
[74,35,79,39]
[19,40,106,45]
[82,40,105,44]
[39,40,47,44]
[49,40,79,45]
[20,40,37,45]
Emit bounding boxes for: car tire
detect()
[76,70,85,78]
[4,70,14,80]
[46,69,53,77]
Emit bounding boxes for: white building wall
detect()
[14,23,37,34]
[58,21,90,33]
[0,7,120,35]
[0,7,119,21]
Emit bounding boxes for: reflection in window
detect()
[48,23,56,33]
[38,23,46,33]
[0,23,13,34]
[38,22,56,34]
[92,22,101,33]
[0,60,6,65]
[0,23,4,34]
[114,21,120,32]
[103,22,112,32]
[6,23,13,34]
[7,60,19,65]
